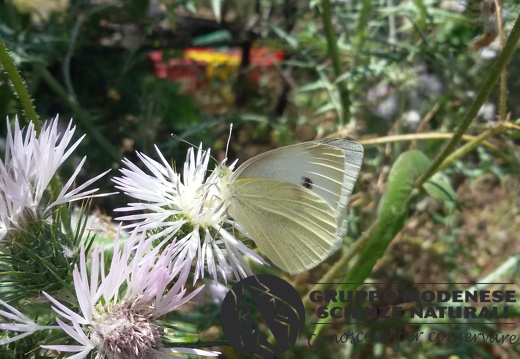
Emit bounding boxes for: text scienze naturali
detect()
[310,290,516,319]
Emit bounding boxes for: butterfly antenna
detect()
[225,123,233,161]
[171,133,196,148]
[171,132,222,167]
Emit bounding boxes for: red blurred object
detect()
[248,48,285,84]
[149,51,207,93]
[149,47,284,90]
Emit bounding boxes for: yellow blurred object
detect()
[12,0,68,20]
[183,48,241,108]
[184,48,241,81]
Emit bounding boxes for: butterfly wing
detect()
[230,139,363,252]
[228,178,338,274]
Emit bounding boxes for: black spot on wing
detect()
[301,176,313,189]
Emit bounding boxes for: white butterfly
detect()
[219,139,363,274]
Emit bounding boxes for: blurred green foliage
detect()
[1,0,519,358]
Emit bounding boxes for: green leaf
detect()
[297,80,326,92]
[271,24,299,49]
[424,172,457,202]
[314,102,336,115]
[192,30,231,46]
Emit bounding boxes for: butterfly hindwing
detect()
[228,178,338,274]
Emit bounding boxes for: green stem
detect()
[436,123,507,173]
[411,0,428,31]
[320,0,351,125]
[495,0,507,120]
[353,0,371,53]
[0,37,40,129]
[387,0,396,45]
[62,3,115,100]
[0,38,69,227]
[414,12,520,187]
[499,67,507,120]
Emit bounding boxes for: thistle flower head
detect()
[0,116,113,296]
[89,300,163,359]
[0,116,111,242]
[39,229,219,358]
[113,144,265,283]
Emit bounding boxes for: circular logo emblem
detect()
[220,274,305,358]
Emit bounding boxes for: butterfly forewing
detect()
[231,140,363,209]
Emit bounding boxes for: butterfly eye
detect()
[301,176,313,189]
[216,166,228,179]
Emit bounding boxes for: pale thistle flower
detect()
[0,116,111,241]
[37,229,220,359]
[113,145,265,283]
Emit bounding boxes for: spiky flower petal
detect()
[113,145,265,283]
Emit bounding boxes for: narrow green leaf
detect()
[297,80,327,92]
[424,172,457,202]
[192,29,231,46]
[314,102,336,115]
[271,24,299,49]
